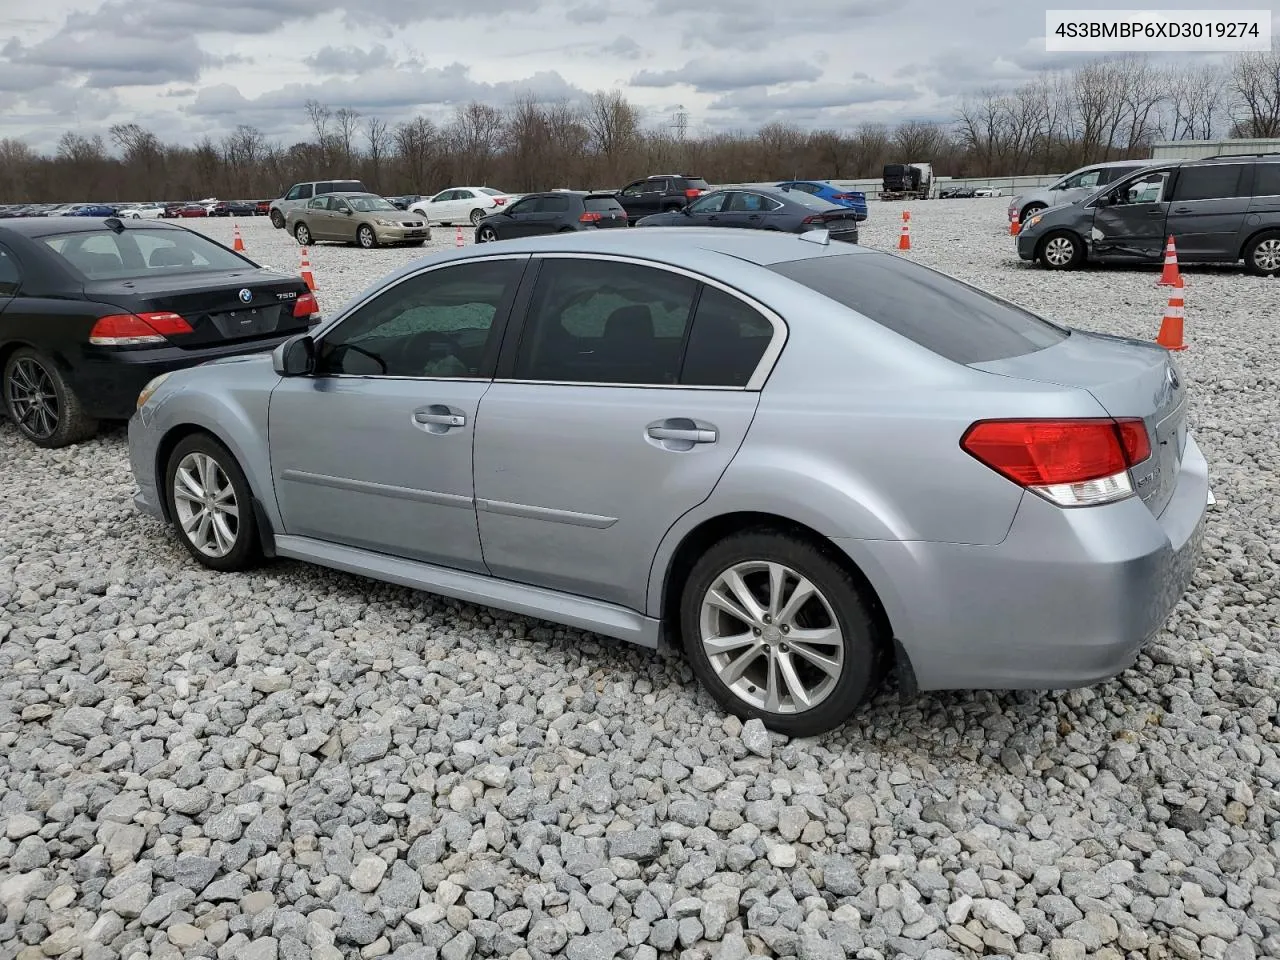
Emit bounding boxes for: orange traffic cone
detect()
[1009,209,1020,236]
[902,210,911,222]
[232,221,245,252]
[299,247,316,292]
[1155,277,1186,351]
[1157,236,1181,286]
[898,215,911,251]
[455,225,464,248]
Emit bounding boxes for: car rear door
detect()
[1163,162,1254,262]
[471,254,775,612]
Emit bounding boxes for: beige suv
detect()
[286,193,431,249]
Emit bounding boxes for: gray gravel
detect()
[2,203,1279,960]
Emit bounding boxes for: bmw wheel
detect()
[3,347,98,448]
[165,433,260,571]
[357,225,377,249]
[680,529,881,736]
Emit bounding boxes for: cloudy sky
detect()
[0,0,1268,151]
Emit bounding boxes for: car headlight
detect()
[137,372,172,411]
[1025,215,1043,229]
[374,219,399,227]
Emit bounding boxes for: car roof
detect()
[0,217,189,237]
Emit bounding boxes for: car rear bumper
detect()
[838,431,1209,692]
[69,337,295,421]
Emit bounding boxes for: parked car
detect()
[635,187,859,244]
[385,195,424,210]
[286,192,431,249]
[614,175,711,223]
[973,187,1003,198]
[474,192,627,242]
[409,187,515,227]
[117,203,165,219]
[125,228,1209,735]
[64,204,118,217]
[256,200,272,216]
[0,217,319,448]
[1008,160,1158,225]
[269,179,368,228]
[1017,154,1280,276]
[775,181,868,220]
[212,200,258,217]
[175,204,209,218]
[941,186,977,199]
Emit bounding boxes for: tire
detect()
[294,223,311,246]
[476,226,498,243]
[470,208,485,226]
[2,347,98,448]
[1020,202,1047,222]
[680,529,881,737]
[357,225,377,249]
[130,213,141,219]
[270,210,285,229]
[1036,230,1084,270]
[164,433,261,572]
[1243,230,1280,277]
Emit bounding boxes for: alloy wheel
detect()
[6,357,59,441]
[1043,236,1075,267]
[1253,238,1280,273]
[698,560,845,714]
[477,227,496,243]
[172,452,240,558]
[358,226,375,248]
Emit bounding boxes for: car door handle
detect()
[415,411,466,426]
[648,426,716,443]
[1174,207,1193,213]
[1147,210,1165,217]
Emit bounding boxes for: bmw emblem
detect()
[238,288,253,304]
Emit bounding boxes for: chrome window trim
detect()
[306,250,789,392]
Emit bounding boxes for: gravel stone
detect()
[0,208,1275,960]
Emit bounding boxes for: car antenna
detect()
[800,228,830,246]
[104,217,125,233]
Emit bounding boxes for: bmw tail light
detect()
[960,418,1151,507]
[89,312,194,346]
[293,292,320,320]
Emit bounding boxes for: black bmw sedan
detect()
[0,217,319,448]
[635,186,859,243]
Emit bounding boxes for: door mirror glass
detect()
[1095,193,1112,207]
[274,334,315,376]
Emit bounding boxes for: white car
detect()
[409,187,515,226]
[117,203,165,219]
[974,187,1004,198]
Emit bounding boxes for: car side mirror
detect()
[341,208,352,215]
[273,334,315,376]
[1095,194,1112,207]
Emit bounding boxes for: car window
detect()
[332,197,352,213]
[1255,163,1280,197]
[1115,170,1171,204]
[41,228,248,279]
[1173,164,1251,202]
[689,193,728,214]
[507,197,541,215]
[728,193,777,213]
[620,182,645,198]
[540,196,570,213]
[1059,169,1102,190]
[317,259,524,378]
[316,182,335,194]
[683,178,710,191]
[298,184,314,199]
[307,197,328,210]
[479,188,504,196]
[513,258,698,385]
[1099,165,1142,185]
[454,190,476,199]
[0,243,20,295]
[679,286,773,387]
[584,197,625,212]
[769,253,1069,365]
[284,184,303,200]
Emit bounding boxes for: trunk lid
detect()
[86,269,313,349]
[971,331,1187,517]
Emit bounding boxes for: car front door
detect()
[268,255,530,573]
[683,192,729,225]
[1091,168,1173,261]
[1163,162,1254,262]
[495,196,543,237]
[426,190,457,224]
[472,255,775,612]
[304,196,334,239]
[522,195,570,234]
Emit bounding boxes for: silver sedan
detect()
[127,227,1209,735]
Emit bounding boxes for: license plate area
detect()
[210,305,283,339]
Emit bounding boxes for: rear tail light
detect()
[293,292,320,320]
[684,189,702,198]
[831,193,855,200]
[960,417,1152,507]
[579,211,602,223]
[89,311,194,346]
[493,198,507,205]
[801,214,826,224]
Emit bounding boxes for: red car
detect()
[176,204,208,218]
[256,200,271,216]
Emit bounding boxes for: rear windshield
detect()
[42,228,249,280]
[479,187,505,196]
[585,197,624,211]
[784,192,839,210]
[769,254,1069,364]
[319,180,366,194]
[684,178,710,190]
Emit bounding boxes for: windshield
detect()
[479,188,505,196]
[42,228,250,279]
[349,196,397,212]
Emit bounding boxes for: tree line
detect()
[0,48,1277,204]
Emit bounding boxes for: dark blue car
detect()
[776,181,868,221]
[63,204,118,217]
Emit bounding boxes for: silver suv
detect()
[1008,160,1158,225]
[1016,154,1280,275]
[269,179,367,229]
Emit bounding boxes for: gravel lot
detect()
[2,201,1278,960]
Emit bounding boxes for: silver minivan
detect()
[1008,160,1159,225]
[269,179,367,229]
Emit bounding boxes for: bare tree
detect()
[334,107,362,166]
[584,90,641,183]
[305,99,332,167]
[448,102,505,184]
[364,116,391,191]
[1166,62,1226,140]
[393,116,439,192]
[1229,41,1280,138]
